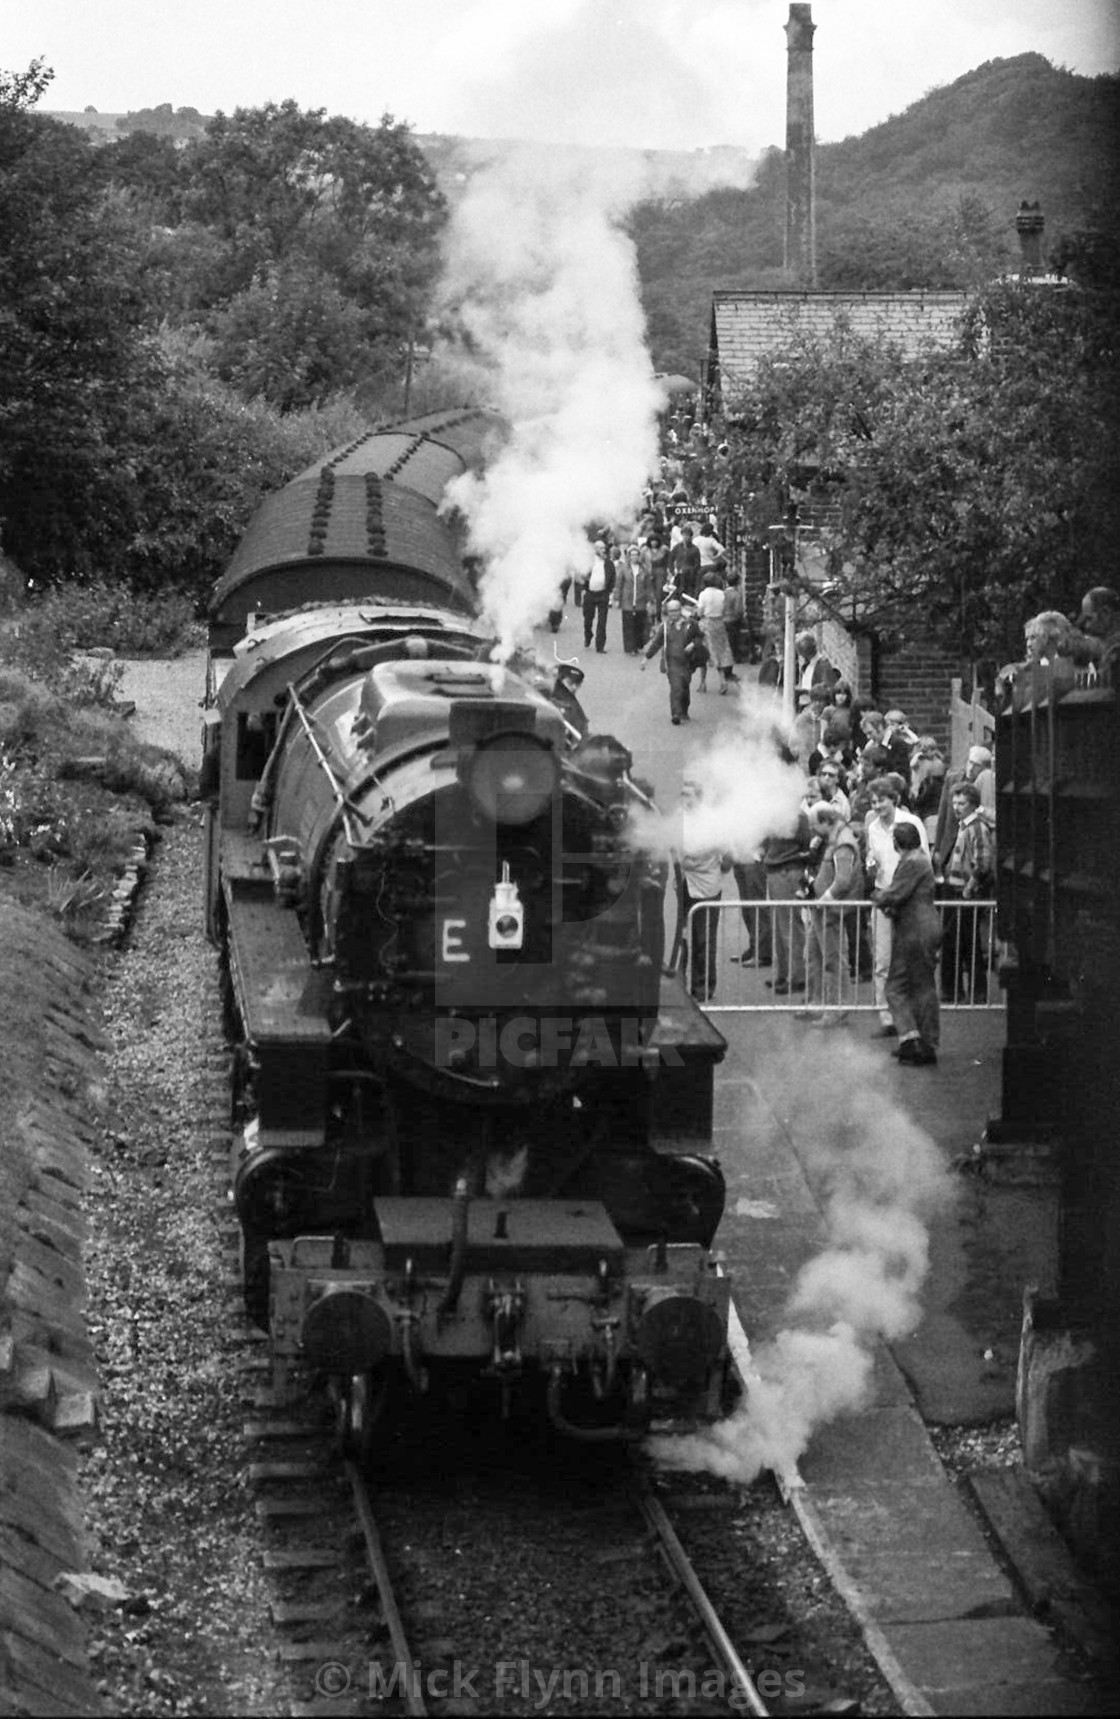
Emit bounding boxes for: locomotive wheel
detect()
[338,1368,389,1466]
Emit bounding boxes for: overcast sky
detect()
[9,0,1119,155]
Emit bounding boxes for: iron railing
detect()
[681,897,1000,1013]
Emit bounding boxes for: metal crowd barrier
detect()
[681,897,1000,1013]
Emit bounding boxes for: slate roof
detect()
[709,289,967,403]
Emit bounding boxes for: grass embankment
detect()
[0,581,201,940]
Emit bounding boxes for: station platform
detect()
[711,1007,1111,1715]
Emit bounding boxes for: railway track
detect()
[243,1388,772,1717]
[216,1141,883,1719]
[83,814,895,1714]
[631,1476,768,1717]
[237,1345,888,1718]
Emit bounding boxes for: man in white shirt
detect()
[678,776,732,1002]
[581,539,614,653]
[694,523,726,571]
[864,777,929,1034]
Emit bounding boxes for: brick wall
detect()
[872,640,963,750]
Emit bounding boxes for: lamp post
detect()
[768,511,800,726]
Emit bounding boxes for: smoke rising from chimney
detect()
[435,146,662,660]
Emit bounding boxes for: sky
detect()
[7,0,1118,157]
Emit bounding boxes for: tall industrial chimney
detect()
[784,3,817,286]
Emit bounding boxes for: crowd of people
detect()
[542,444,1116,1071]
[674,638,1001,1067]
[547,488,743,652]
[674,580,1113,1056]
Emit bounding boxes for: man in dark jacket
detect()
[761,810,813,995]
[795,632,837,695]
[669,525,702,600]
[640,599,703,724]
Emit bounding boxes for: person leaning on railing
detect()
[1076,585,1120,679]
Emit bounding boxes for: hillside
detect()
[45,52,1120,378]
[631,53,1120,374]
[45,108,758,202]
[47,103,210,142]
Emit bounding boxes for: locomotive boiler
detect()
[201,408,731,1449]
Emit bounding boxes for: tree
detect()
[180,102,446,320]
[0,58,52,110]
[109,336,368,597]
[817,195,1010,291]
[207,259,373,412]
[713,282,1120,662]
[105,101,449,407]
[0,65,164,580]
[115,103,208,141]
[97,131,185,224]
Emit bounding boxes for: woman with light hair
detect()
[1025,610,1077,662]
[910,736,946,838]
[694,569,738,695]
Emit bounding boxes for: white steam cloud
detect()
[649,1041,953,1484]
[630,686,805,860]
[627,693,950,1483]
[436,145,662,660]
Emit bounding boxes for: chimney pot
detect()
[1015,201,1045,275]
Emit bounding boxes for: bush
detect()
[0,672,188,941]
[46,867,107,939]
[0,580,202,702]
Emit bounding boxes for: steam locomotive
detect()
[201,408,732,1449]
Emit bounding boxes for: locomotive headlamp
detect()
[488,862,524,951]
[465,732,558,827]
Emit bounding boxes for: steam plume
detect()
[436,145,662,660]
[629,686,805,860]
[649,1039,952,1484]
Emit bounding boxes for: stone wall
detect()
[1,901,102,1716]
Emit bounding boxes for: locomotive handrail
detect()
[286,682,369,845]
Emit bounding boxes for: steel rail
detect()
[345,1459,427,1718]
[632,1476,769,1717]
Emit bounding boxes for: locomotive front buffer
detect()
[268,1190,731,1438]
